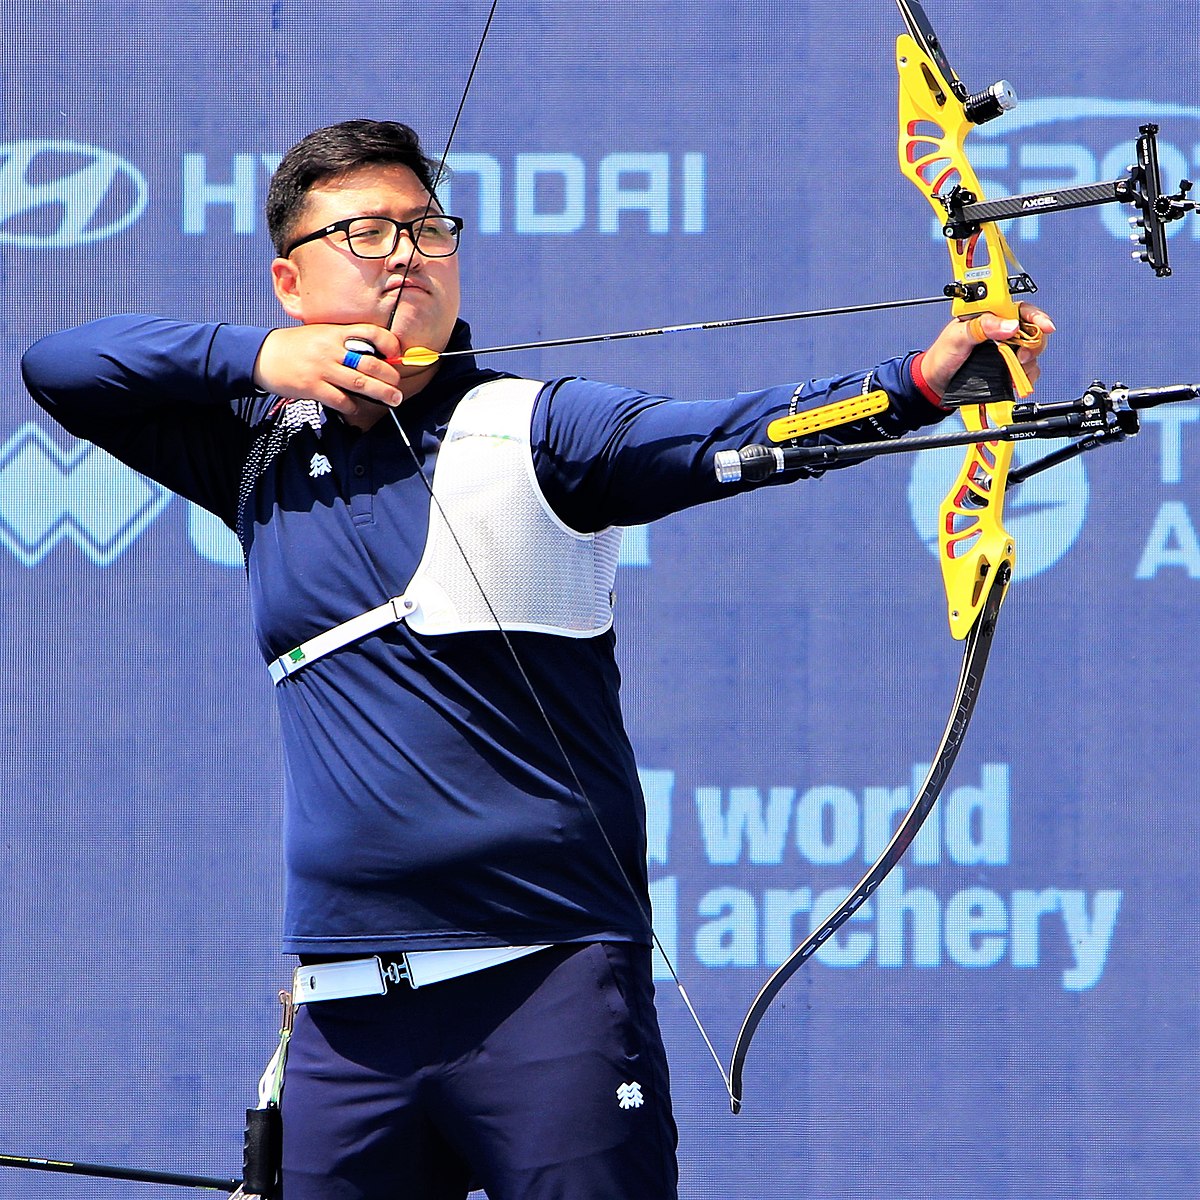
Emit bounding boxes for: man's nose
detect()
[385,231,420,268]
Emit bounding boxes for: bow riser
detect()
[897,27,1021,638]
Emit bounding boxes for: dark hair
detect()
[265,119,443,255]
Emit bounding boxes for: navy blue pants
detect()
[280,942,678,1199]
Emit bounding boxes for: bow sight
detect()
[897,0,1198,293]
[942,124,1196,284]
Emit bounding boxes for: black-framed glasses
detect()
[285,213,465,259]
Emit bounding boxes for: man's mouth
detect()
[384,275,428,297]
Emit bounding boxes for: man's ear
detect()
[271,257,304,321]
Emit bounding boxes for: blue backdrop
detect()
[3,1,1199,1196]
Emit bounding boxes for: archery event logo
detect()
[0,140,149,248]
[906,423,1089,580]
[0,423,171,566]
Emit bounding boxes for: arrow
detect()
[0,1152,240,1193]
[390,293,951,366]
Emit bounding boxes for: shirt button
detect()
[353,465,366,477]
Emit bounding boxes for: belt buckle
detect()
[293,958,384,1005]
[378,956,411,989]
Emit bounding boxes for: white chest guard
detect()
[268,377,623,684]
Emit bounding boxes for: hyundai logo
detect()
[0,140,148,248]
[0,423,171,566]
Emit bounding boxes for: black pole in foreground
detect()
[0,1152,241,1193]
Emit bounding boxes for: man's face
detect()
[271,163,461,360]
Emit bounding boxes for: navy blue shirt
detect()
[22,315,945,954]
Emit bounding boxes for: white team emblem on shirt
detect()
[616,1081,644,1110]
[309,453,332,479]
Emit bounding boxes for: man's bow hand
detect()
[920,303,1057,401]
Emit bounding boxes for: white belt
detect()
[292,945,550,1004]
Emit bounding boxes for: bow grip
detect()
[941,339,1017,409]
